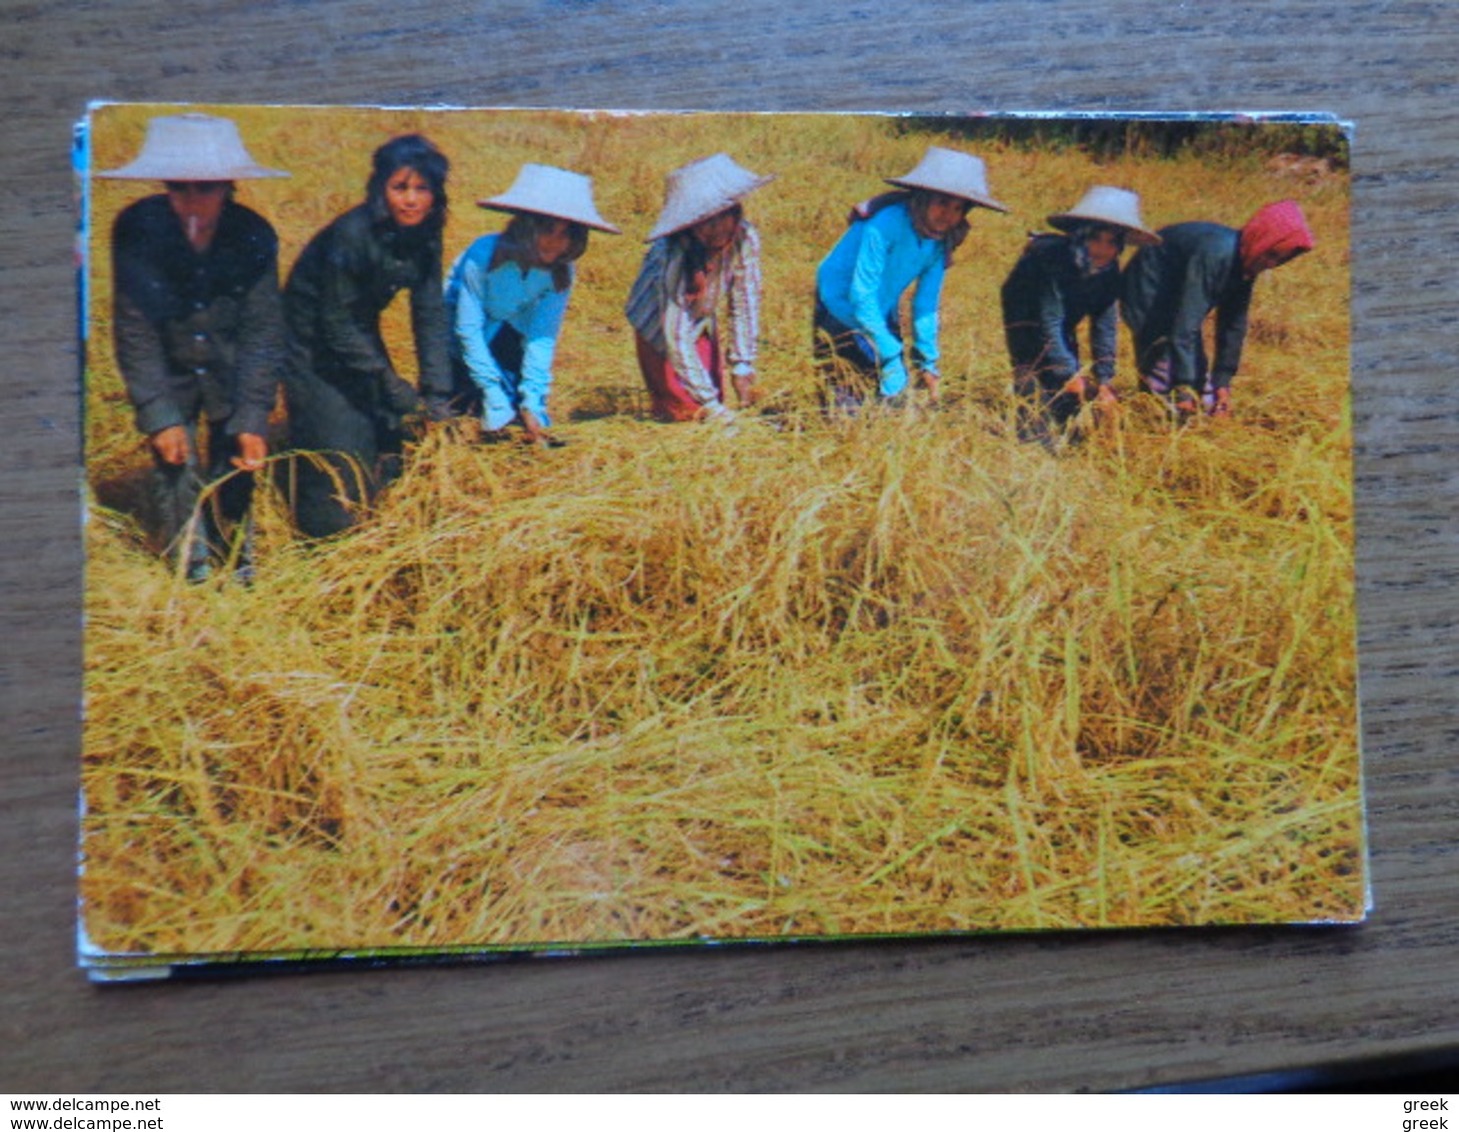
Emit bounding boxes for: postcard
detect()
[77,103,1363,979]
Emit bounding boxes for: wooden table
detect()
[5,1,1456,1092]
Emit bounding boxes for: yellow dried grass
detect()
[80,107,1360,957]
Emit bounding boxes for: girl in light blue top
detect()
[815,146,1008,410]
[432,164,619,444]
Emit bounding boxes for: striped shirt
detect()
[625,221,762,409]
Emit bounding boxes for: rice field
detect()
[79,105,1361,963]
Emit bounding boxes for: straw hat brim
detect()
[645,173,776,242]
[1047,212,1162,246]
[477,198,621,234]
[884,177,1009,214]
[98,159,288,181]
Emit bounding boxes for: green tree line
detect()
[896,115,1349,167]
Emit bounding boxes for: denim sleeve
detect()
[409,249,449,409]
[452,252,508,401]
[1090,285,1118,386]
[113,287,187,436]
[111,212,188,436]
[1211,279,1254,389]
[1166,255,1218,389]
[226,261,284,437]
[1034,271,1078,384]
[518,279,571,426]
[849,220,904,367]
[909,251,945,378]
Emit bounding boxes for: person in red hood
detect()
[1120,200,1314,417]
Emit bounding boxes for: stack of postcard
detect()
[77,103,1364,979]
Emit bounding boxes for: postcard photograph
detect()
[78,103,1361,976]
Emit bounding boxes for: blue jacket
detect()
[815,199,947,397]
[1121,222,1254,391]
[444,234,572,429]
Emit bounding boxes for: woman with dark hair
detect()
[281,133,451,537]
[625,153,772,428]
[430,163,619,445]
[1000,185,1161,442]
[815,146,1008,411]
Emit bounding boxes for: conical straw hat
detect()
[646,153,775,241]
[1048,185,1162,246]
[885,146,1007,213]
[97,114,288,181]
[478,163,620,233]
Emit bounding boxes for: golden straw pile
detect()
[81,106,1360,956]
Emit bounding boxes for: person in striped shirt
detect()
[625,153,772,428]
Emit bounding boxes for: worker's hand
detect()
[519,408,564,448]
[150,425,189,466]
[1172,389,1202,418]
[387,375,423,416]
[230,432,267,471]
[697,401,739,436]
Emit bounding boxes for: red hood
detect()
[1239,199,1315,275]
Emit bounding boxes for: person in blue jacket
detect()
[814,146,1008,411]
[1120,199,1314,417]
[1000,185,1161,441]
[431,163,619,445]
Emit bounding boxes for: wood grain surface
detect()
[5,0,1458,1093]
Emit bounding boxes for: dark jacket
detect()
[111,195,282,438]
[1120,222,1254,391]
[281,204,448,444]
[1000,233,1120,386]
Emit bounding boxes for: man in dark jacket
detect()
[1121,199,1314,417]
[1001,185,1161,441]
[100,114,288,580]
